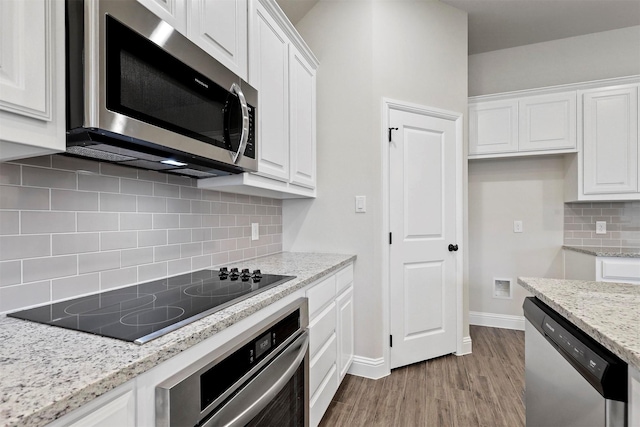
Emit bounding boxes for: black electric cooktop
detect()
[8,268,295,344]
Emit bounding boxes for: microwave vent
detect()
[66,145,136,162]
[91,144,166,162]
[165,168,217,178]
[121,159,178,171]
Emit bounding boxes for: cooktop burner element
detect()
[8,268,295,344]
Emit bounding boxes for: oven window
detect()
[246,363,306,427]
[105,15,243,150]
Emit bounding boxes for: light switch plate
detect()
[251,223,259,240]
[596,221,607,234]
[355,196,366,213]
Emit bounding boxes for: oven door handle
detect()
[203,331,309,427]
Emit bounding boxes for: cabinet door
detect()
[582,86,639,195]
[519,92,576,152]
[187,0,248,80]
[48,385,135,427]
[630,366,640,427]
[136,0,187,34]
[0,0,65,161]
[288,45,316,189]
[469,100,518,155]
[250,1,290,181]
[336,287,354,381]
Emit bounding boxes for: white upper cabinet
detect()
[136,0,187,34]
[0,0,66,161]
[288,44,317,189]
[469,100,518,156]
[519,92,576,152]
[469,91,577,159]
[582,86,638,195]
[251,1,290,181]
[138,0,248,80]
[198,0,318,199]
[187,0,248,80]
[565,81,640,202]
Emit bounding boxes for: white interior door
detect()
[389,106,458,370]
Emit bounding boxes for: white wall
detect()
[468,156,565,317]
[469,25,640,96]
[283,1,468,363]
[467,27,640,324]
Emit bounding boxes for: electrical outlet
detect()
[513,220,523,233]
[596,221,607,235]
[251,223,259,241]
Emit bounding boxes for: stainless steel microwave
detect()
[65,0,258,178]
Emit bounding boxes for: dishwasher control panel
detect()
[542,316,607,380]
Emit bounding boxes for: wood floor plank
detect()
[319,326,525,427]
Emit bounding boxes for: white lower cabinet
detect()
[306,263,354,426]
[47,382,136,427]
[630,366,640,427]
[564,250,640,284]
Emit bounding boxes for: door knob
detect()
[448,244,458,252]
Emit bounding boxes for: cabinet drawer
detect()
[306,274,336,318]
[309,363,338,427]
[309,333,337,398]
[600,259,640,282]
[336,264,353,294]
[308,301,336,358]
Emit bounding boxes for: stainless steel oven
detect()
[156,299,309,427]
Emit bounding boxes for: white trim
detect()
[381,98,465,374]
[469,311,525,331]
[347,356,388,380]
[456,336,472,356]
[469,75,640,103]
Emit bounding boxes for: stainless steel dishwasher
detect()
[523,297,627,427]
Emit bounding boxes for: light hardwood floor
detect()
[319,325,525,427]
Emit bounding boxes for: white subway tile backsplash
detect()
[138,230,167,247]
[21,211,76,234]
[52,189,99,211]
[565,201,640,249]
[0,185,50,210]
[22,166,76,189]
[100,231,137,251]
[138,262,167,282]
[52,273,100,300]
[0,235,50,261]
[168,229,191,244]
[121,178,153,196]
[79,251,120,274]
[0,261,21,287]
[23,255,77,282]
[53,233,99,256]
[100,193,136,212]
[0,280,50,312]
[77,212,119,231]
[0,211,19,235]
[78,173,120,192]
[120,213,153,231]
[120,247,153,268]
[1,155,282,313]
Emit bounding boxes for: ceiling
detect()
[275,0,640,55]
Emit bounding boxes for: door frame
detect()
[381,97,465,374]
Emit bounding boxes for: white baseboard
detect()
[456,335,473,355]
[347,356,388,380]
[469,311,525,331]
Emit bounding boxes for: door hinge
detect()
[388,127,398,142]
[389,232,392,245]
[389,335,393,347]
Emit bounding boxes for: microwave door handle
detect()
[229,83,250,164]
[202,331,309,427]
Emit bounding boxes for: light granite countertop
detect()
[0,252,356,427]
[518,277,640,371]
[563,245,640,258]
